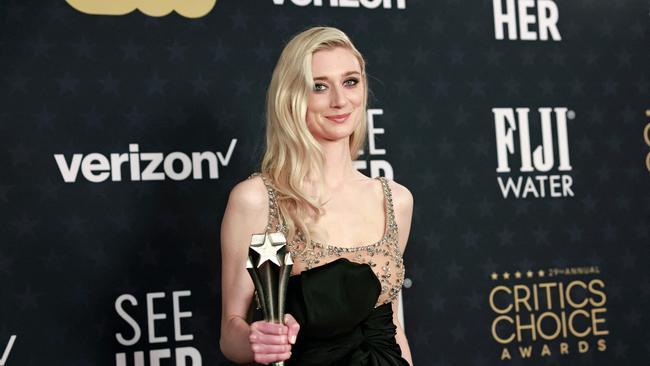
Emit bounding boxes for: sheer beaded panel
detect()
[247,173,405,307]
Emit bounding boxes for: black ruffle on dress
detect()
[285,258,409,365]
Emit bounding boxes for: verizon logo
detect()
[54,140,237,183]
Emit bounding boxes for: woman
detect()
[220,26,414,365]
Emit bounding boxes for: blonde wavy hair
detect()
[260,26,368,245]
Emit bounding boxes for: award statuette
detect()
[246,231,293,366]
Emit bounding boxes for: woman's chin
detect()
[309,124,355,141]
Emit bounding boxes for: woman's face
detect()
[306,46,364,144]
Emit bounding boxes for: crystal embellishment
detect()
[248,172,406,307]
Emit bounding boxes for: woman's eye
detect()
[344,78,359,87]
[313,83,327,92]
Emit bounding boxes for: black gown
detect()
[285,258,409,365]
[248,173,409,366]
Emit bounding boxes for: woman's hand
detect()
[249,313,300,364]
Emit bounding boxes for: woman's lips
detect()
[325,113,351,123]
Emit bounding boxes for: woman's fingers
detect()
[284,314,300,344]
[249,331,289,345]
[250,343,292,354]
[249,318,298,363]
[254,352,292,364]
[251,320,287,335]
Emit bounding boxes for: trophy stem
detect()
[248,232,292,366]
[277,261,292,324]
[260,261,279,322]
[246,259,267,315]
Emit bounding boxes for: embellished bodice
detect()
[248,172,405,307]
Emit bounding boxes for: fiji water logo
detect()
[493,107,574,199]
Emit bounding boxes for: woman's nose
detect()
[329,86,348,108]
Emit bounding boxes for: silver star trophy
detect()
[247,231,293,366]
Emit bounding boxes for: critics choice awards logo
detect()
[493,107,575,199]
[65,0,218,18]
[488,267,608,361]
[114,291,202,366]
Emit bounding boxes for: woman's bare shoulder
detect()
[226,175,268,214]
[385,178,413,253]
[385,178,414,211]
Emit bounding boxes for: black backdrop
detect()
[1,0,649,365]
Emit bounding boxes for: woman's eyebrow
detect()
[313,71,361,81]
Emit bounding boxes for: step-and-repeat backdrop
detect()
[1,0,649,365]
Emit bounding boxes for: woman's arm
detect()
[390,180,414,365]
[219,177,268,362]
[219,177,299,363]
[392,301,413,365]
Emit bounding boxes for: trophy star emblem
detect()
[250,232,286,267]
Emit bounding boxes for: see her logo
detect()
[66,0,217,18]
[115,291,201,366]
[492,0,561,41]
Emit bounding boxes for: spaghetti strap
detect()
[376,176,398,239]
[247,172,286,234]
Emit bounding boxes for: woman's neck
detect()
[318,138,359,190]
